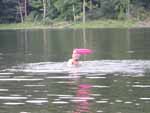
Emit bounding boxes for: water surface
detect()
[0,28,150,113]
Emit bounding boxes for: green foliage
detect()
[26,10,42,22]
[71,19,136,28]
[0,0,150,23]
[29,0,42,9]
[113,0,129,19]
[131,5,150,21]
[0,0,18,23]
[41,17,53,25]
[99,0,116,18]
[54,0,82,21]
[28,0,43,21]
[46,5,59,19]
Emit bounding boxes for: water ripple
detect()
[26,100,48,104]
[96,101,108,104]
[0,89,8,91]
[0,72,14,75]
[24,85,45,87]
[3,102,25,105]
[0,78,43,81]
[93,85,110,88]
[0,96,27,100]
[140,98,150,100]
[52,101,68,104]
[132,85,150,88]
[2,60,150,76]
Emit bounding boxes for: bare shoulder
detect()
[67,59,73,66]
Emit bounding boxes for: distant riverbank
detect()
[0,19,149,30]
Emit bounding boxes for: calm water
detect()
[0,28,150,113]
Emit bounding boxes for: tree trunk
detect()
[43,0,46,20]
[18,0,24,23]
[24,0,27,18]
[73,4,76,22]
[83,0,86,24]
[90,0,92,11]
[126,0,130,19]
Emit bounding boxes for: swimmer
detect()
[68,49,81,66]
[67,48,92,66]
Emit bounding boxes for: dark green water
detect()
[0,28,150,113]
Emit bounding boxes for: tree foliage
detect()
[0,0,18,23]
[0,0,150,23]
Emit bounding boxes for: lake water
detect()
[0,28,150,113]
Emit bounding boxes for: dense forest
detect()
[0,0,150,24]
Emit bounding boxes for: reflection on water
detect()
[73,84,92,113]
[0,60,150,113]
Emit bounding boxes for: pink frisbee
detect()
[74,48,93,55]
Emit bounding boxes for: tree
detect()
[83,0,86,23]
[18,0,24,22]
[43,0,47,20]
[17,0,29,22]
[0,0,150,23]
[126,0,130,19]
[52,0,82,21]
[24,0,27,17]
[28,0,43,21]
[113,0,129,19]
[0,0,18,23]
[99,0,116,18]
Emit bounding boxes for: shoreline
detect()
[0,20,149,30]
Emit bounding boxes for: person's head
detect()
[73,49,77,53]
[72,49,80,60]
